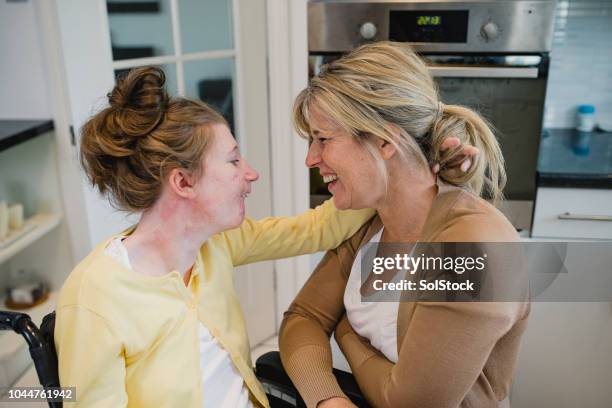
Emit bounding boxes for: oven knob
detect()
[480,22,500,41]
[359,22,378,40]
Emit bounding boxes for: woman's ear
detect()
[167,168,197,199]
[378,124,401,160]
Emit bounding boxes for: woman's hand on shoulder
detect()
[317,397,358,408]
[431,136,479,177]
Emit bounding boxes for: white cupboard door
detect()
[232,0,276,346]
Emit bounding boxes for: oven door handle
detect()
[428,66,539,79]
[558,212,612,222]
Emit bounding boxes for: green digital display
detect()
[417,15,442,26]
[390,10,469,43]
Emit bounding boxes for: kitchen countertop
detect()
[0,119,54,152]
[537,128,612,189]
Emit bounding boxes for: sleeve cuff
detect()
[283,346,348,408]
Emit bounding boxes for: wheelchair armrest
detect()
[256,351,371,408]
[0,310,61,407]
[0,310,32,331]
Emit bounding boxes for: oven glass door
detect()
[432,71,547,201]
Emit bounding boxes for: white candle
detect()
[8,203,24,230]
[0,201,8,240]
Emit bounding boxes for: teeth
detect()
[323,175,338,183]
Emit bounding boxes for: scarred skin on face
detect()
[194,123,259,231]
[122,123,259,281]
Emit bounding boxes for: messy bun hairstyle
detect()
[80,67,227,211]
[294,41,506,203]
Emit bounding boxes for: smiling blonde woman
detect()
[280,41,529,408]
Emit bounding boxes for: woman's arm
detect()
[335,302,521,408]
[55,305,128,407]
[279,220,373,408]
[223,199,375,266]
[334,218,526,408]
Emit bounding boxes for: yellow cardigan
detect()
[55,200,374,407]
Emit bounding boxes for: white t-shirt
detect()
[105,237,253,408]
[343,229,400,363]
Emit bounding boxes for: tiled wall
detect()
[543,0,612,129]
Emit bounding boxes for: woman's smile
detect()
[327,179,339,193]
[305,107,384,210]
[322,173,339,192]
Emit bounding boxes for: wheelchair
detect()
[0,310,371,408]
[0,310,60,408]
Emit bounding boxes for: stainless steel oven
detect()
[308,0,557,231]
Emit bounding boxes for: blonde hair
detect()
[80,67,227,211]
[294,41,506,203]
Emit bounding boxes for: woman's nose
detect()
[244,161,259,182]
[305,142,322,168]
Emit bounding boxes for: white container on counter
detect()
[576,104,596,132]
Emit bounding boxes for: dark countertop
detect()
[0,119,54,152]
[537,128,612,189]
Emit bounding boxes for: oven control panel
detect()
[359,22,378,40]
[480,21,500,41]
[309,0,556,53]
[389,10,470,43]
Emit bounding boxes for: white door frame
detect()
[35,0,117,262]
[266,0,311,327]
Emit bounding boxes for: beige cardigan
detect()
[279,182,530,408]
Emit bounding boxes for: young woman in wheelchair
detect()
[279,42,530,408]
[55,65,475,407]
[54,67,377,408]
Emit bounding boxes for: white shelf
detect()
[0,213,62,265]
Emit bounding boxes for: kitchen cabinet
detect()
[0,120,73,285]
[512,219,612,406]
[0,121,73,393]
[0,120,53,152]
[516,127,612,405]
[511,301,612,407]
[532,129,612,240]
[532,187,612,239]
[0,122,64,263]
